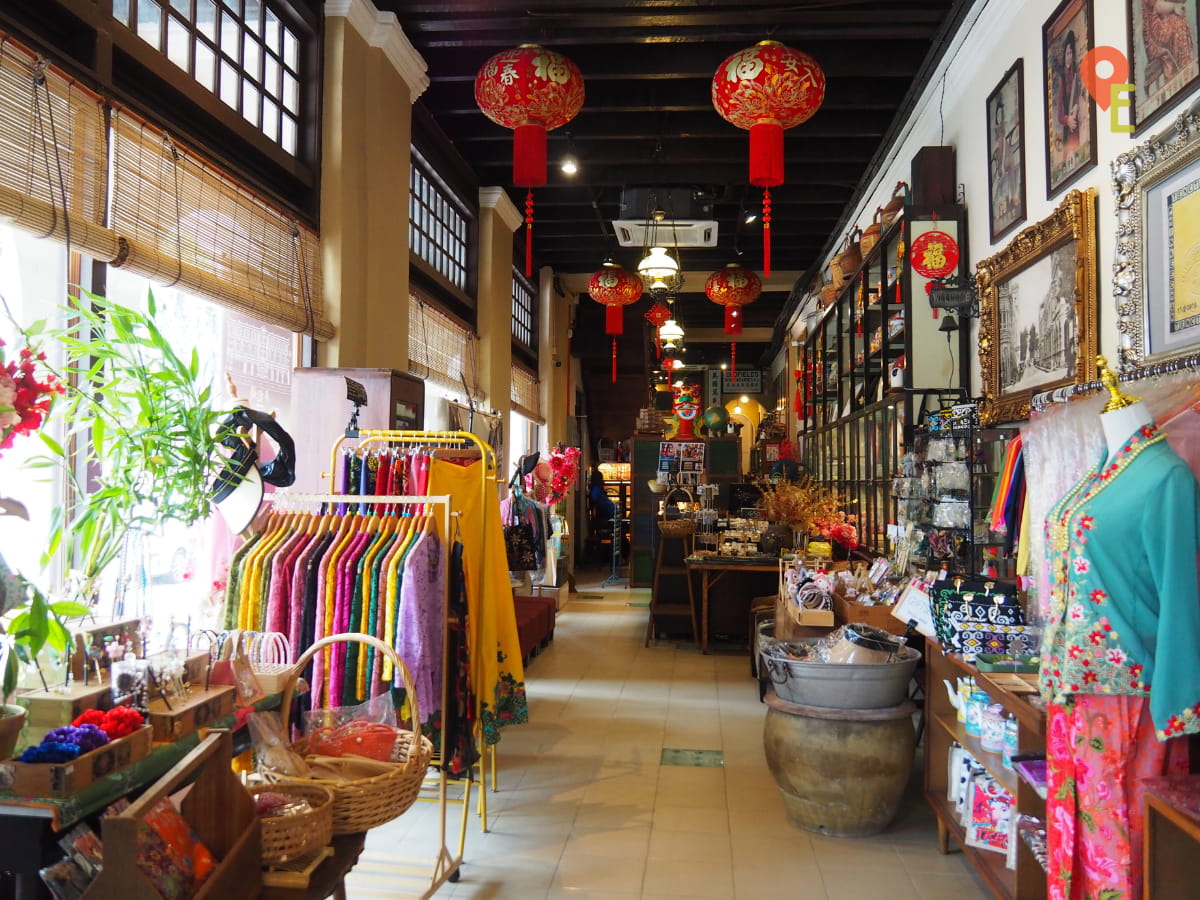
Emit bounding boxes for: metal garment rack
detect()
[269,490,463,898]
[600,503,626,587]
[326,429,502,829]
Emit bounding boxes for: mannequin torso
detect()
[1100,400,1154,465]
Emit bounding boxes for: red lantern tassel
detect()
[730,341,737,377]
[611,337,617,384]
[513,124,548,187]
[724,304,743,336]
[762,188,772,277]
[605,303,623,335]
[749,122,784,187]
[524,190,534,278]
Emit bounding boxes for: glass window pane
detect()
[113,0,132,26]
[166,16,190,70]
[169,0,189,15]
[220,9,239,59]
[242,82,260,126]
[194,39,216,90]
[196,0,217,39]
[263,55,279,97]
[282,29,298,69]
[244,0,261,35]
[261,98,278,141]
[243,35,262,81]
[280,115,297,155]
[282,72,298,113]
[263,8,281,50]
[137,0,163,48]
[219,61,238,108]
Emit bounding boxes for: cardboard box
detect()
[18,680,113,728]
[833,594,909,635]
[146,685,235,743]
[9,725,153,798]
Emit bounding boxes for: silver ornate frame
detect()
[1112,100,1200,374]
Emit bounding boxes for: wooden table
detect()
[261,833,367,900]
[685,557,778,653]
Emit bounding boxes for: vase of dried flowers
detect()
[755,476,845,538]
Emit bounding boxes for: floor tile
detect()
[344,569,962,899]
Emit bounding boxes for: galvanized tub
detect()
[758,626,921,709]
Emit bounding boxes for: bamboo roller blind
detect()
[0,38,122,265]
[408,293,478,396]
[511,364,543,423]
[110,107,331,338]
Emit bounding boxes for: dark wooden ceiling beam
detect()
[526,183,854,205]
[469,137,877,169]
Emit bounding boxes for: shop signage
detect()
[722,369,762,393]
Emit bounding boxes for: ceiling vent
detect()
[614,186,718,248]
[612,220,719,248]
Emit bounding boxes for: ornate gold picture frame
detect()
[1112,101,1200,374]
[977,188,1098,426]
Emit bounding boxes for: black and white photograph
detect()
[996,242,1078,395]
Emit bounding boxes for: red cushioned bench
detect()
[513,594,557,665]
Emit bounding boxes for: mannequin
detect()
[1097,360,1154,464]
[1041,357,1199,900]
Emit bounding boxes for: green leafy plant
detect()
[31,288,232,603]
[1,573,89,702]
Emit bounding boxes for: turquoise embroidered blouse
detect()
[1040,422,1200,740]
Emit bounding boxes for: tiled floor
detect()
[344,572,993,899]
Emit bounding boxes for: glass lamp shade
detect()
[659,319,685,346]
[638,246,679,280]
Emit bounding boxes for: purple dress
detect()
[395,530,445,728]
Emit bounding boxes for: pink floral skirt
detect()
[1047,696,1189,900]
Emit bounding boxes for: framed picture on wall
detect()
[976,188,1099,426]
[986,61,1027,241]
[1042,0,1097,197]
[1127,0,1200,133]
[1112,101,1200,373]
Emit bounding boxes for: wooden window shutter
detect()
[511,364,543,424]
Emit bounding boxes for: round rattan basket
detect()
[249,781,335,865]
[267,633,435,835]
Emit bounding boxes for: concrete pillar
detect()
[320,0,427,368]
[476,187,522,424]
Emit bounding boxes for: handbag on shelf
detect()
[503,496,539,572]
[929,577,1034,660]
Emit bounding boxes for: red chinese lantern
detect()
[705,263,762,376]
[475,45,585,276]
[587,263,643,383]
[909,223,960,318]
[712,41,825,277]
[643,301,672,357]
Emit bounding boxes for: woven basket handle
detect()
[279,632,422,746]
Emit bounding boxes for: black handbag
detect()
[929,576,1032,658]
[503,494,539,571]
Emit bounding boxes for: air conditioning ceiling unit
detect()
[614,187,719,248]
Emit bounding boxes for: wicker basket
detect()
[249,782,335,865]
[657,486,697,538]
[267,633,435,835]
[859,208,883,256]
[880,181,908,228]
[831,228,863,286]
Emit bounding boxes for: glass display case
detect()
[799,203,971,555]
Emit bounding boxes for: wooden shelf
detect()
[932,713,1018,797]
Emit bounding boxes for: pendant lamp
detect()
[475,45,585,276]
[712,41,825,276]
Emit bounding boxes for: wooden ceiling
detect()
[381,0,971,422]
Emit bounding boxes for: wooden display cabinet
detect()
[800,204,970,555]
[924,639,1047,900]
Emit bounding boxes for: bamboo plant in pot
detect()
[33,289,232,610]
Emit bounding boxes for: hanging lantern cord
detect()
[731,341,737,378]
[611,336,617,384]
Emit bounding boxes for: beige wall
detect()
[320,11,413,369]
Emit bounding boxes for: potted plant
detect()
[32,289,231,606]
